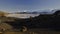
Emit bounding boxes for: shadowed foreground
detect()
[0,28,60,34]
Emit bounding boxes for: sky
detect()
[0,0,60,12]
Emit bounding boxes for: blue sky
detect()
[0,0,60,12]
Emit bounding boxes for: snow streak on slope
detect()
[5,14,39,19]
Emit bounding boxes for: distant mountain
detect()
[14,9,60,14]
[14,12,50,14]
[14,12,39,14]
[14,10,53,14]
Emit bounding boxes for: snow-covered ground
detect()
[5,14,40,18]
